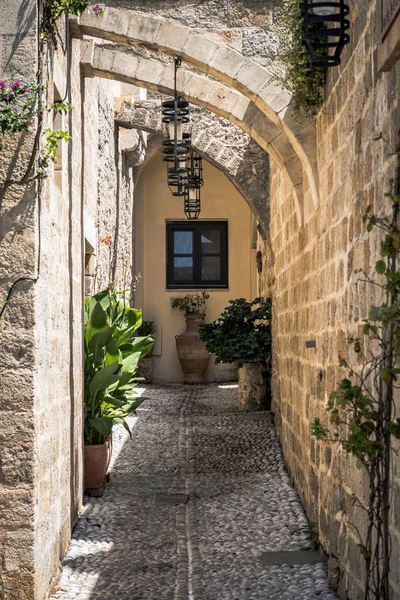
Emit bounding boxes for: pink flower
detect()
[0,82,6,89]
[93,5,99,13]
[24,87,29,93]
[5,93,11,100]
[10,81,21,91]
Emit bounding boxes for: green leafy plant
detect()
[170,291,209,315]
[302,521,320,551]
[42,0,104,43]
[134,320,155,337]
[198,297,272,367]
[275,0,326,121]
[84,287,154,445]
[312,178,400,598]
[0,81,45,141]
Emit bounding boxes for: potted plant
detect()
[171,291,210,383]
[84,286,154,495]
[199,297,272,410]
[134,320,155,357]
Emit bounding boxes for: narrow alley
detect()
[50,385,336,600]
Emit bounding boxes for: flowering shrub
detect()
[42,1,104,41]
[0,81,45,137]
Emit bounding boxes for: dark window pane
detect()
[201,229,220,254]
[201,256,220,281]
[174,231,193,255]
[174,257,193,280]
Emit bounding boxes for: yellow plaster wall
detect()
[135,151,255,382]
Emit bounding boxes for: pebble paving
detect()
[50,384,336,600]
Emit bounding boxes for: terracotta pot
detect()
[175,313,210,383]
[84,435,112,492]
[145,344,154,358]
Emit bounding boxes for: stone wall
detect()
[0,2,40,597]
[259,2,400,598]
[83,77,138,296]
[0,11,138,597]
[2,1,400,598]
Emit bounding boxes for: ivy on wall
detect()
[275,0,326,122]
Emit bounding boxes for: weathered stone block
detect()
[227,0,273,28]
[238,363,267,410]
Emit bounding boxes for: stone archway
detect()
[115,98,270,233]
[72,7,320,223]
[80,39,303,225]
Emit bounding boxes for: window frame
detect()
[166,221,228,289]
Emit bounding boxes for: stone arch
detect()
[80,38,303,225]
[115,98,270,233]
[70,4,321,219]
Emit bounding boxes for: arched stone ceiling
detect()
[79,38,304,225]
[115,98,270,232]
[71,8,320,223]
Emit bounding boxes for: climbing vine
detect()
[0,0,103,318]
[312,161,400,598]
[41,0,103,45]
[275,0,326,122]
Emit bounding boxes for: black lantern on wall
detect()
[184,152,203,220]
[301,1,350,67]
[162,57,192,197]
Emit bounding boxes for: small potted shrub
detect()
[199,297,272,410]
[171,291,210,383]
[84,287,154,495]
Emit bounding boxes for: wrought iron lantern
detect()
[301,1,350,67]
[161,57,191,196]
[184,152,203,220]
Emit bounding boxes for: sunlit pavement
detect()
[50,384,336,600]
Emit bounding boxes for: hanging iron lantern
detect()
[184,187,201,220]
[301,1,350,67]
[184,152,203,220]
[161,57,191,196]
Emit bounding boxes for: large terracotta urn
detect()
[175,313,210,383]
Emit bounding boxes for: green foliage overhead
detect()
[275,0,326,121]
[198,297,272,367]
[84,287,154,445]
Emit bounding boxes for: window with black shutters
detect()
[166,221,228,289]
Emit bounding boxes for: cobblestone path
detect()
[51,384,336,600]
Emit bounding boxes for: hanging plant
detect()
[275,0,326,121]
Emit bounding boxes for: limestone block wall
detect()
[83,76,136,296]
[109,0,282,77]
[0,17,137,597]
[32,34,86,600]
[0,2,39,598]
[259,2,400,598]
[0,20,89,598]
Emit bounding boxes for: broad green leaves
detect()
[199,297,272,367]
[84,287,154,445]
